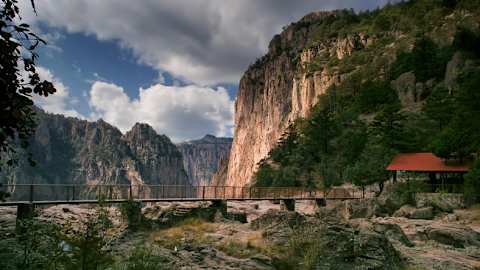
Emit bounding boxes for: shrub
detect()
[119,199,143,229]
[113,246,171,270]
[464,160,480,203]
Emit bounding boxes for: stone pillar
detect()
[280,199,295,211]
[16,203,35,233]
[211,200,227,215]
[315,198,326,208]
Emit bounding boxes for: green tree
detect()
[369,105,414,151]
[66,217,113,270]
[1,0,56,168]
[423,86,456,130]
[355,80,399,113]
[119,199,143,229]
[431,70,480,159]
[464,160,480,202]
[346,143,395,195]
[0,219,67,270]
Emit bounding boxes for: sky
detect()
[19,0,393,142]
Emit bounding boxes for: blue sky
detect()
[22,0,392,141]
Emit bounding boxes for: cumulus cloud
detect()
[31,67,83,118]
[88,81,234,142]
[19,0,393,85]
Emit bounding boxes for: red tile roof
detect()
[386,152,470,172]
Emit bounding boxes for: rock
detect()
[445,213,458,222]
[426,226,480,248]
[415,193,465,213]
[411,207,434,220]
[225,211,248,223]
[393,205,434,220]
[250,254,272,266]
[377,184,412,215]
[391,72,419,110]
[5,111,189,200]
[251,210,308,244]
[373,222,414,247]
[176,135,232,186]
[348,199,377,219]
[251,209,306,230]
[308,224,403,269]
[225,11,370,187]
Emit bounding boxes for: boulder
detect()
[373,222,414,247]
[426,226,480,248]
[307,225,404,270]
[393,205,434,220]
[410,207,434,220]
[415,193,465,213]
[377,184,412,215]
[225,211,248,223]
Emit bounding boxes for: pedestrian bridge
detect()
[0,184,371,206]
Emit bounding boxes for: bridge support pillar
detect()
[211,200,227,215]
[280,199,295,211]
[315,198,326,208]
[16,203,35,233]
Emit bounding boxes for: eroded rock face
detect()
[2,110,189,200]
[177,135,232,186]
[226,12,373,187]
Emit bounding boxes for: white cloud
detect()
[31,67,83,118]
[19,0,393,85]
[88,81,234,142]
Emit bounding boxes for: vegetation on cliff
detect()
[254,0,480,199]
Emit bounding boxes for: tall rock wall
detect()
[1,110,188,199]
[177,135,232,186]
[226,11,370,187]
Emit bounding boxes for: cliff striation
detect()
[177,135,232,186]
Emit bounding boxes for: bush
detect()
[355,80,399,113]
[464,160,480,203]
[0,219,67,270]
[113,246,171,270]
[119,199,143,229]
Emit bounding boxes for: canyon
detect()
[177,135,232,186]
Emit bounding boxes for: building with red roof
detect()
[386,153,471,190]
[386,152,470,173]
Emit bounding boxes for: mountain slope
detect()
[1,110,189,199]
[226,0,480,187]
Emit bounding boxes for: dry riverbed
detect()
[0,201,479,269]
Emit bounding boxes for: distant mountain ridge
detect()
[1,110,189,199]
[177,135,232,186]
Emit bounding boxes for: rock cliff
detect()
[1,110,188,199]
[177,135,232,186]
[227,11,371,187]
[227,5,479,187]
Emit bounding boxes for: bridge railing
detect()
[0,184,373,203]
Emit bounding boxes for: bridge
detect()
[0,184,373,223]
[0,184,370,205]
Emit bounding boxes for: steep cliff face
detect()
[2,110,188,199]
[227,12,369,187]
[227,4,480,187]
[177,135,232,186]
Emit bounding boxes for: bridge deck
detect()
[0,184,373,206]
